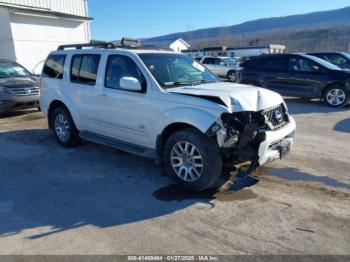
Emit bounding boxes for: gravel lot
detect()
[0,98,349,255]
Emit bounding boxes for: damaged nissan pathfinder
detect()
[40,39,296,191]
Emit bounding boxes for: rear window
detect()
[42,54,66,79]
[242,56,287,71]
[70,54,101,85]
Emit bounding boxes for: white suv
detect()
[40,39,296,191]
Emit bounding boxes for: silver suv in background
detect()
[0,59,40,114]
[199,56,239,82]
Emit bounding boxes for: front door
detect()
[97,54,150,146]
[286,57,328,98]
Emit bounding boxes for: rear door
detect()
[256,56,291,95]
[287,56,329,98]
[67,53,101,131]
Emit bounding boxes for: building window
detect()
[42,54,66,79]
[70,54,101,85]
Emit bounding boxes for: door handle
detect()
[99,94,109,100]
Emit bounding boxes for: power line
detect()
[88,4,164,35]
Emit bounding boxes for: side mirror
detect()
[220,61,227,66]
[119,77,142,91]
[312,65,320,72]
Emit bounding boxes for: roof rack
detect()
[57,38,173,52]
[57,40,115,50]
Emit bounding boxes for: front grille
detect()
[262,104,289,130]
[5,87,40,96]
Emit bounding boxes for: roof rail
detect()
[57,40,115,51]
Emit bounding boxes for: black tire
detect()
[323,85,349,108]
[227,71,236,83]
[163,128,223,192]
[50,107,80,147]
[209,166,238,190]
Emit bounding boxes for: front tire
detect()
[163,128,223,192]
[323,85,349,108]
[50,107,80,147]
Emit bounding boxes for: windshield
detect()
[138,53,219,88]
[341,52,350,61]
[0,62,31,78]
[304,55,342,71]
[223,57,237,66]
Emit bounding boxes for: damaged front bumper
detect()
[258,117,295,166]
[207,104,296,168]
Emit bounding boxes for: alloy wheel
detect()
[54,113,71,143]
[326,89,346,106]
[170,141,204,182]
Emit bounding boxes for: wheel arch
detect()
[321,82,348,99]
[155,122,202,165]
[48,100,70,129]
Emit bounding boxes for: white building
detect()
[183,44,286,58]
[169,38,191,53]
[0,0,91,74]
[142,38,191,53]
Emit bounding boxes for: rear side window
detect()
[264,58,288,70]
[202,58,215,64]
[70,54,101,85]
[242,57,287,71]
[42,54,66,79]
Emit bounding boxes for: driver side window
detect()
[289,57,318,73]
[105,55,146,92]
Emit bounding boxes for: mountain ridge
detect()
[144,6,350,52]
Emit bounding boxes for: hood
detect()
[167,82,284,112]
[0,77,38,88]
[331,69,350,78]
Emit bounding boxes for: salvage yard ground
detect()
[0,98,349,255]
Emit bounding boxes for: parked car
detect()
[0,59,40,114]
[40,39,296,192]
[238,54,350,107]
[199,56,239,82]
[307,52,350,71]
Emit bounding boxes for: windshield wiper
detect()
[164,80,218,88]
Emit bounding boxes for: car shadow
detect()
[0,108,39,119]
[284,97,350,115]
[258,166,350,190]
[334,118,350,133]
[0,128,258,240]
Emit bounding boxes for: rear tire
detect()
[163,128,223,192]
[50,107,80,147]
[323,85,349,108]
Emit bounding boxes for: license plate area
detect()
[279,141,291,159]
